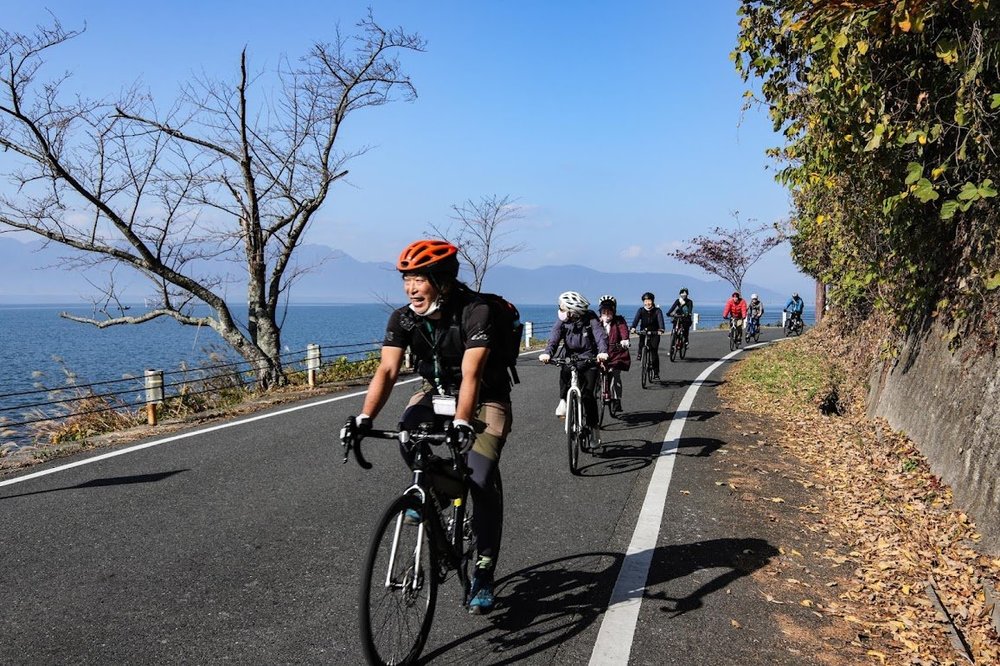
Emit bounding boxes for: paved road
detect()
[0,327,797,664]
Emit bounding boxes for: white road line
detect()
[589,347,745,666]
[0,378,423,489]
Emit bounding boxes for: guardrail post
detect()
[523,321,533,349]
[306,343,321,387]
[144,369,164,426]
[692,313,699,331]
[781,311,787,328]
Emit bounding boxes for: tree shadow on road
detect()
[0,469,189,501]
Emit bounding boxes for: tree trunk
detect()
[815,280,826,323]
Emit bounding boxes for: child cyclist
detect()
[597,295,631,413]
[538,291,609,441]
[630,291,665,381]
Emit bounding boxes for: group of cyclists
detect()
[341,238,808,619]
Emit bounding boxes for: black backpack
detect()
[477,292,524,385]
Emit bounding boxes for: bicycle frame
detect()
[560,362,585,435]
[343,425,471,587]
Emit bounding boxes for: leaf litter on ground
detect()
[720,325,1000,664]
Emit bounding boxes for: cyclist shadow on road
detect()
[578,439,656,476]
[644,537,780,617]
[674,436,727,457]
[420,551,625,666]
[609,409,668,429]
[420,539,778,664]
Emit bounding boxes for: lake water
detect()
[0,301,813,433]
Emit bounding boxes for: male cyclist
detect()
[723,291,748,343]
[747,293,764,338]
[630,292,665,381]
[597,295,631,413]
[784,292,805,328]
[539,291,609,443]
[341,239,512,615]
[665,287,695,351]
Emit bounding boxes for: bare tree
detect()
[669,212,783,294]
[430,194,525,291]
[0,14,424,387]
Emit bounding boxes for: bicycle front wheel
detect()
[567,392,581,475]
[640,354,648,389]
[360,495,438,666]
[669,332,677,362]
[729,329,736,351]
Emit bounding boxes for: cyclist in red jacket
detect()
[723,291,748,343]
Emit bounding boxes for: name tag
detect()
[432,395,457,416]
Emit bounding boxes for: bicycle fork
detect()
[386,483,429,595]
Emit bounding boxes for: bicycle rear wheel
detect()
[360,495,438,666]
[567,392,581,475]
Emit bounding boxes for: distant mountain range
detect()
[0,237,798,306]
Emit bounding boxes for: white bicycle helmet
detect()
[751,293,758,300]
[558,291,590,315]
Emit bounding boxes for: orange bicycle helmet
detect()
[396,239,460,277]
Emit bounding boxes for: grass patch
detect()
[727,339,842,412]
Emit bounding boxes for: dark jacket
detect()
[631,306,665,333]
[544,310,608,359]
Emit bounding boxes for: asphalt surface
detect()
[0,327,801,664]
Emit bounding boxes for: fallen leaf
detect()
[731,619,741,629]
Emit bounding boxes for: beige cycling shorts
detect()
[407,387,513,462]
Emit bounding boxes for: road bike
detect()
[549,355,600,474]
[341,417,503,666]
[668,316,689,362]
[634,329,661,388]
[728,317,744,352]
[746,315,761,344]
[784,311,804,337]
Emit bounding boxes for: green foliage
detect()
[734,0,1000,331]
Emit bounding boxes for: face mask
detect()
[558,310,569,322]
[600,314,611,323]
[409,298,442,317]
[643,304,653,311]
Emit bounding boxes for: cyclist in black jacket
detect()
[665,287,695,350]
[343,239,510,615]
[630,291,665,380]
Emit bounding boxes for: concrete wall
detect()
[867,319,1000,551]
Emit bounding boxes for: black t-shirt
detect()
[382,292,511,402]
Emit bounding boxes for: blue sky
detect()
[3,1,810,297]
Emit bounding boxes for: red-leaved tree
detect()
[669,213,784,294]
